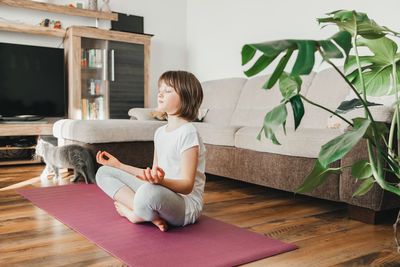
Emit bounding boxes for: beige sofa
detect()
[53,68,400,223]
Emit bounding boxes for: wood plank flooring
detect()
[1,164,400,266]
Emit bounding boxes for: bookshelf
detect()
[65,26,151,120]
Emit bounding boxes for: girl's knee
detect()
[95,166,114,184]
[134,183,164,209]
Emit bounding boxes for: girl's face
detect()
[157,81,180,114]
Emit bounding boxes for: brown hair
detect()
[158,70,203,121]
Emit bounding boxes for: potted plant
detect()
[241,10,400,250]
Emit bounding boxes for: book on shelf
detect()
[81,49,104,68]
[87,79,104,95]
[81,49,88,67]
[81,97,105,120]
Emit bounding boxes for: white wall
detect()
[187,0,400,82]
[0,0,187,107]
[111,0,187,107]
[2,1,399,107]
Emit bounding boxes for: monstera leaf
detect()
[318,118,371,168]
[279,72,302,100]
[257,103,287,145]
[351,159,373,181]
[352,177,376,197]
[241,9,400,199]
[344,37,400,96]
[241,31,351,89]
[318,10,398,39]
[279,73,304,129]
[295,160,342,194]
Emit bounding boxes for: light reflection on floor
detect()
[0,168,74,191]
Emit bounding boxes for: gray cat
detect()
[35,139,96,184]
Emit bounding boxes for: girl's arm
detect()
[119,163,145,177]
[96,150,144,177]
[152,148,159,169]
[119,147,160,176]
[138,146,199,195]
[162,146,198,194]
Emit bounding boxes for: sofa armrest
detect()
[128,108,156,120]
[327,105,394,131]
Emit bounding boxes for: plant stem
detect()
[324,54,384,179]
[353,36,368,118]
[391,61,400,251]
[352,28,384,180]
[323,55,376,125]
[299,95,353,126]
[392,62,400,155]
[389,108,398,155]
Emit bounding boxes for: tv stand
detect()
[1,115,44,122]
[0,117,62,165]
[0,120,48,124]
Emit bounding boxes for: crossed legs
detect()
[96,166,185,232]
[113,185,168,231]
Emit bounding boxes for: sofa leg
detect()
[348,204,398,224]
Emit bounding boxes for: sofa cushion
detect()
[193,122,240,147]
[200,77,247,126]
[128,108,209,122]
[230,73,316,128]
[128,108,158,121]
[53,119,166,144]
[300,68,351,129]
[235,126,342,158]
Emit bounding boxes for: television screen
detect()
[0,42,66,118]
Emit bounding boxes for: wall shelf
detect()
[0,0,118,21]
[0,20,66,37]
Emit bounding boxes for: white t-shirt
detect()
[154,123,206,225]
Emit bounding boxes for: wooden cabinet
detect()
[0,118,57,165]
[64,26,151,120]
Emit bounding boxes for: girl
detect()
[95,70,206,232]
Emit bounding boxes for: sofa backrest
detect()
[230,73,316,128]
[200,77,247,126]
[300,68,351,129]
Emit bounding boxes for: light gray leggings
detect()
[96,166,186,226]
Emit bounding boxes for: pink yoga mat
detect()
[16,184,297,267]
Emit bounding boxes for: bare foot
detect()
[152,218,168,232]
[114,202,168,231]
[114,202,145,224]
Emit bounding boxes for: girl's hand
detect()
[96,151,121,168]
[136,166,165,184]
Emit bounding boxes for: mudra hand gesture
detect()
[137,166,165,184]
[96,151,121,168]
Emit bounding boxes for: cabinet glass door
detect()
[108,41,144,119]
[80,38,109,119]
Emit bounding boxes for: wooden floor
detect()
[1,164,400,266]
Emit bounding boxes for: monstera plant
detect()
[241,10,400,250]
